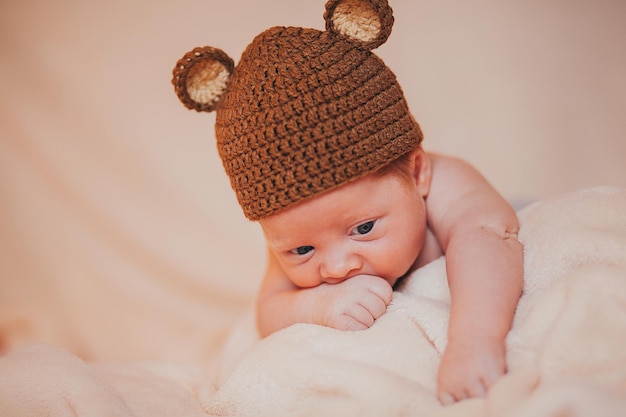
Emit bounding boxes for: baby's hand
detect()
[437,336,506,404]
[313,275,393,331]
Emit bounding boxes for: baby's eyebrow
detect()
[261,222,310,252]
[265,235,299,252]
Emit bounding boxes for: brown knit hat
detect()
[172,0,423,220]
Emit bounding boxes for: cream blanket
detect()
[1,186,626,416]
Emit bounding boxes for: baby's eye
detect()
[352,220,375,235]
[290,245,314,255]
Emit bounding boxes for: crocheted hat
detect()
[172,0,423,220]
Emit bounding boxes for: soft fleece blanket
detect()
[1,186,626,416]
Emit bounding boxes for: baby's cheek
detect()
[286,267,323,288]
[390,239,423,278]
[369,246,409,282]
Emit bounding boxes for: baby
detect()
[172,0,523,404]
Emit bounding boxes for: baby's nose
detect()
[320,249,362,282]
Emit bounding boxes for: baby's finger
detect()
[339,304,376,330]
[437,391,456,406]
[481,363,506,389]
[364,277,393,305]
[359,294,388,320]
[338,318,369,331]
[465,380,487,398]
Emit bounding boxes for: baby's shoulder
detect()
[426,152,488,203]
[424,151,507,222]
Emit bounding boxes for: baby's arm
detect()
[256,248,393,337]
[426,153,524,404]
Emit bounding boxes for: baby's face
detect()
[260,172,428,288]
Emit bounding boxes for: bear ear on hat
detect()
[324,0,394,50]
[172,46,234,112]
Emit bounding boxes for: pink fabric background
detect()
[1,0,625,366]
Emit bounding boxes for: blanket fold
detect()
[0,344,214,417]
